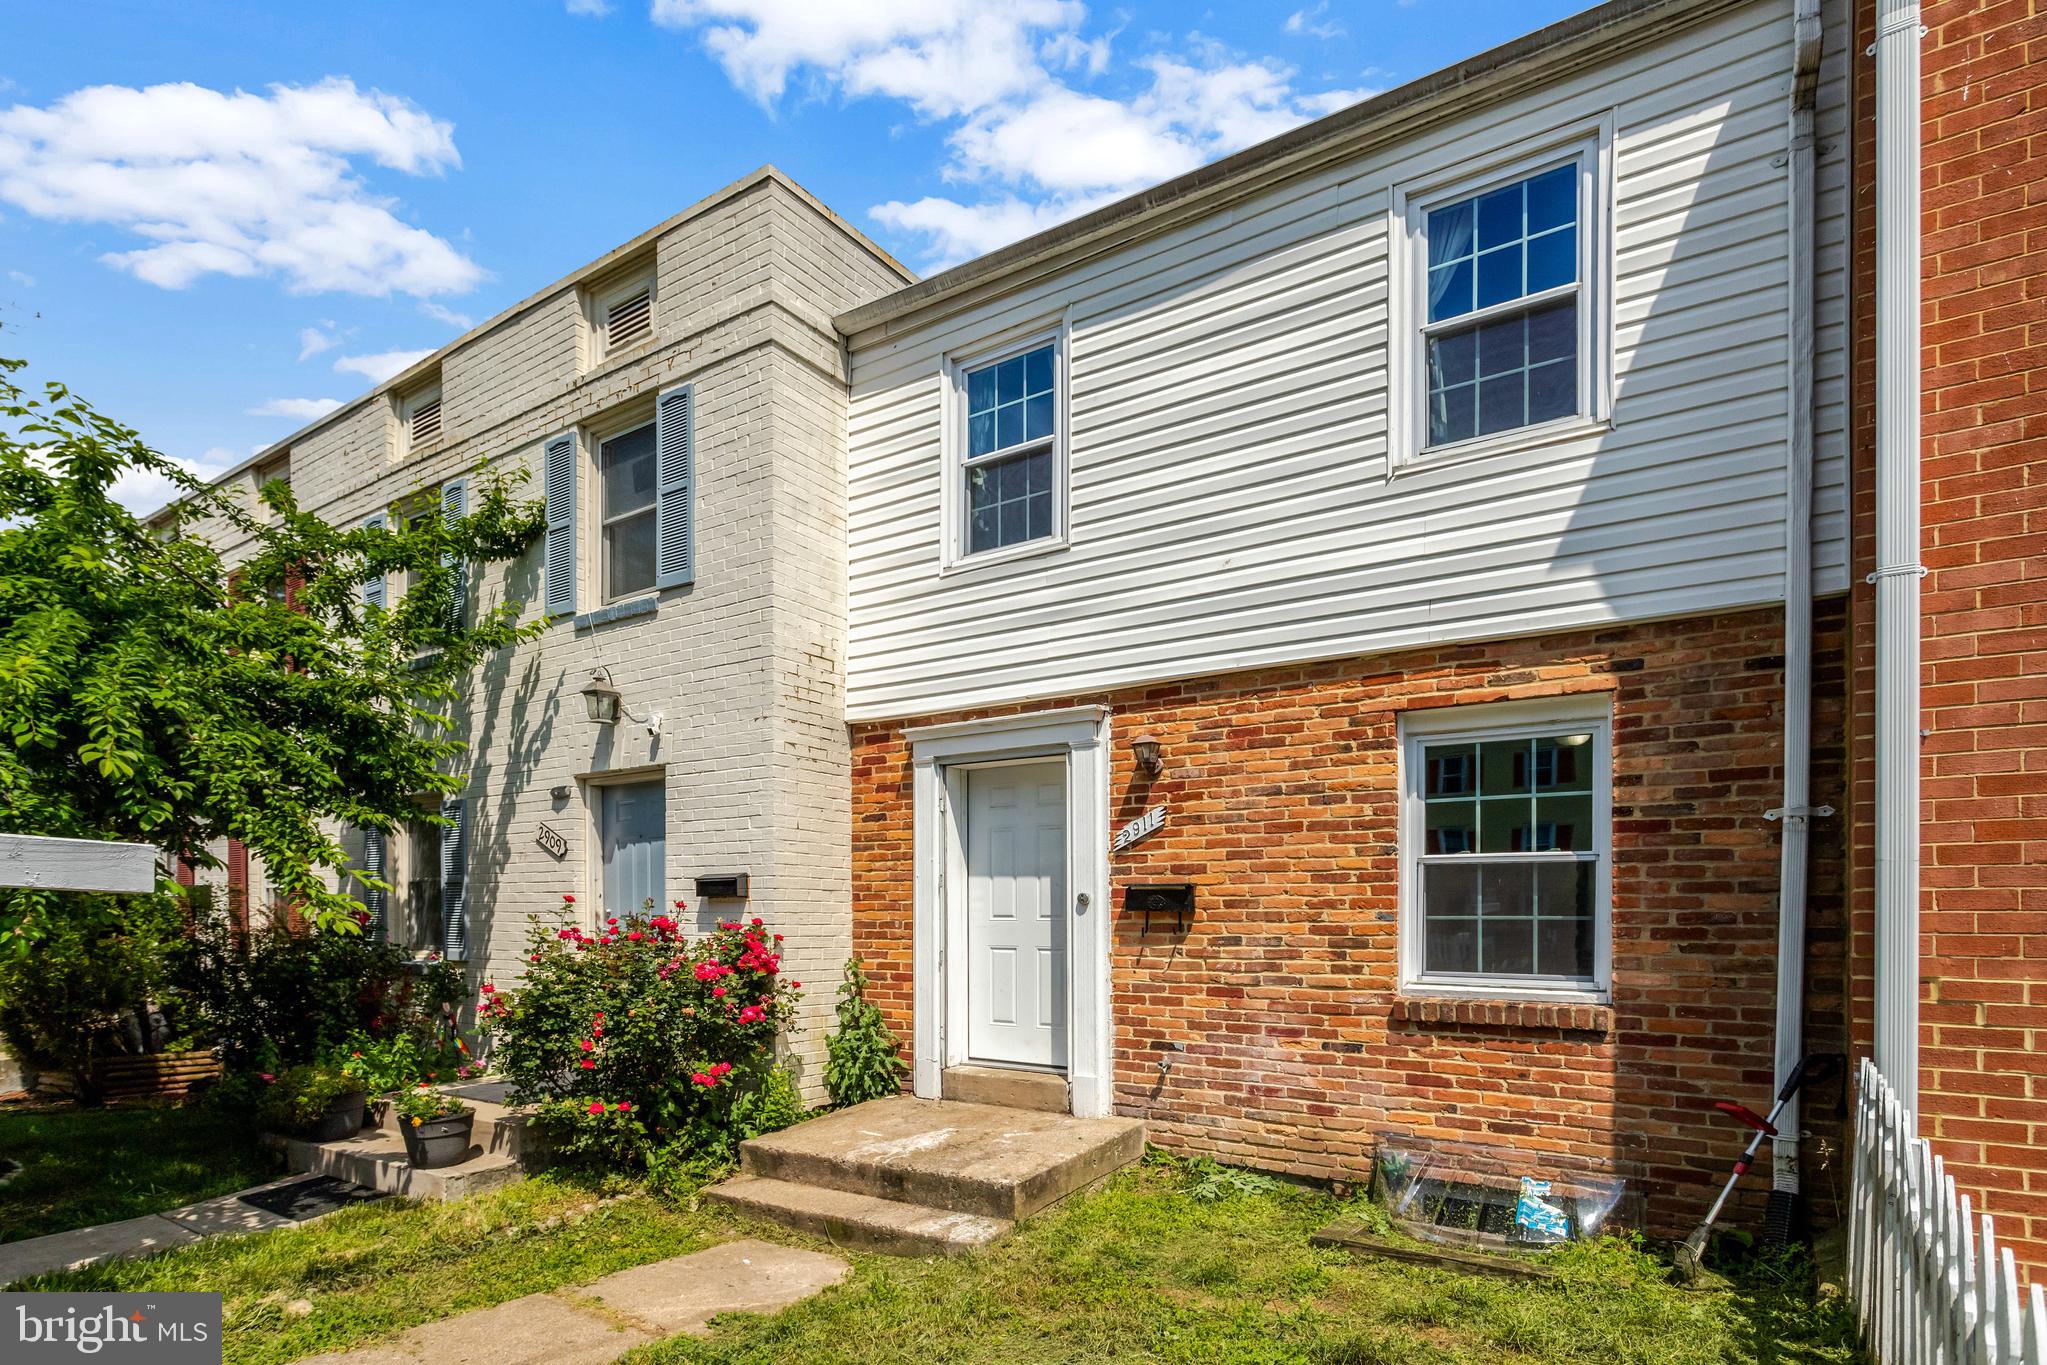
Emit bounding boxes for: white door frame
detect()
[907,706,1112,1117]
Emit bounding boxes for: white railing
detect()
[1851,1057,2047,1363]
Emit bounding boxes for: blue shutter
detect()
[439,798,467,960]
[361,827,387,938]
[360,514,387,610]
[441,480,468,628]
[542,433,577,618]
[654,385,694,589]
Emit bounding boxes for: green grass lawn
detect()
[19,1155,1856,1365]
[0,1101,277,1242]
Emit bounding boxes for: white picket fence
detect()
[1851,1057,2047,1363]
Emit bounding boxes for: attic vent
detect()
[409,393,443,447]
[605,286,653,351]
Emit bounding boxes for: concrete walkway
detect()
[297,1239,849,1364]
[0,1173,382,1285]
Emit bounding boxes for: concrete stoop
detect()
[271,1095,529,1202]
[705,1095,1145,1256]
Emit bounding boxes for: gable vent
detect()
[605,287,653,351]
[409,394,444,447]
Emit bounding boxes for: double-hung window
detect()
[953,336,1062,561]
[599,421,658,601]
[1398,128,1608,463]
[1401,700,1611,1000]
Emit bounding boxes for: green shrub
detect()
[0,893,186,1104]
[253,1062,364,1134]
[483,896,803,1175]
[167,887,445,1067]
[336,1030,475,1095]
[823,958,906,1108]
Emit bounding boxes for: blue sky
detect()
[1,0,1588,508]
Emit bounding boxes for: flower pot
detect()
[301,1088,369,1142]
[400,1108,475,1168]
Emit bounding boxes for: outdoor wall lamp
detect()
[581,667,662,737]
[1130,735,1164,779]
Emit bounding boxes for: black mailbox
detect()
[694,873,750,900]
[1125,882,1195,932]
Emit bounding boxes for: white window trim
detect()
[586,405,659,606]
[938,316,1072,573]
[1397,693,1614,1004]
[591,270,656,362]
[1387,114,1616,472]
[907,706,1112,1117]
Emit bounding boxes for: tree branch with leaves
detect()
[0,354,546,948]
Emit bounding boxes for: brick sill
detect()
[1391,996,1613,1036]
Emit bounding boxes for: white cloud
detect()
[5,269,31,287]
[297,322,341,360]
[566,0,613,13]
[651,0,1078,116]
[333,348,433,384]
[248,397,344,420]
[419,300,474,330]
[647,1,1372,269]
[112,445,239,514]
[870,194,1107,266]
[1284,3,1346,40]
[0,78,484,297]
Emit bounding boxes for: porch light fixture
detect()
[580,667,662,737]
[1130,735,1164,779]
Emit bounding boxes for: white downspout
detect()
[1770,0,1825,1204]
[1872,0,1923,1114]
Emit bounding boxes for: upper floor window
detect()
[951,334,1064,564]
[599,420,658,601]
[1395,126,1610,465]
[1400,698,1611,1001]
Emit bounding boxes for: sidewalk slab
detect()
[580,1238,850,1334]
[296,1292,650,1365]
[0,1213,198,1284]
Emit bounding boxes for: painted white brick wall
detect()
[186,170,911,1094]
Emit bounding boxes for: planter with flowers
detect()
[393,1084,474,1168]
[483,895,805,1178]
[259,1062,368,1142]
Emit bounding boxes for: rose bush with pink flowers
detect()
[482,896,804,1171]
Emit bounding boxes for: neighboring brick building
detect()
[167,169,912,1087]
[1846,0,2047,1266]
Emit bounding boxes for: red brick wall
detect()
[1847,0,2047,1267]
[852,602,1849,1233]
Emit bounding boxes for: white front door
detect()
[963,759,1068,1068]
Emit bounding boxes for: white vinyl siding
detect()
[842,0,1849,722]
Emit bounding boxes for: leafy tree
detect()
[0,354,545,950]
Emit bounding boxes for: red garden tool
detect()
[1675,1053,1841,1280]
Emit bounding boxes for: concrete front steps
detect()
[270,1092,530,1201]
[706,1094,1145,1257]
